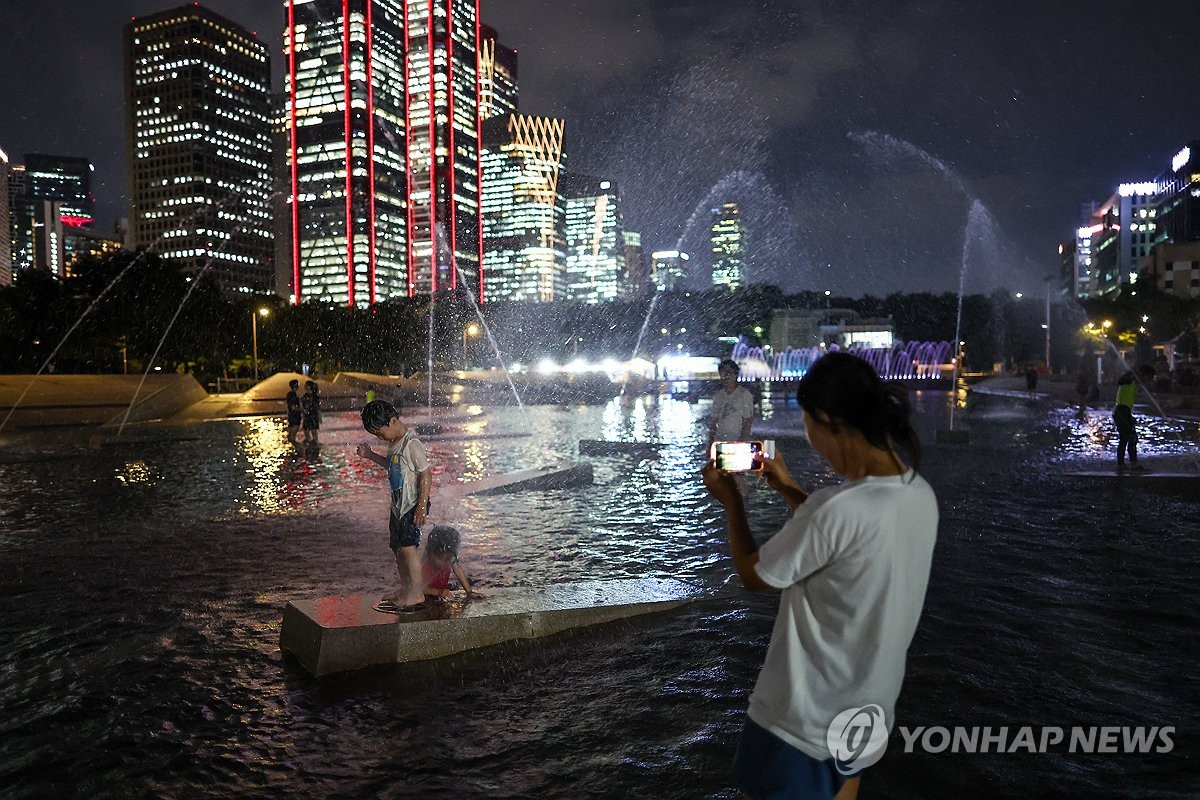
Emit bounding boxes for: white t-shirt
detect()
[749,470,938,760]
[386,431,430,516]
[711,385,754,439]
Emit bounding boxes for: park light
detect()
[753,325,763,336]
[251,306,270,382]
[1015,292,1023,299]
[462,322,481,367]
[1102,320,1113,329]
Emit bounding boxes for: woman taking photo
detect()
[702,352,938,800]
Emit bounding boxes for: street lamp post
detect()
[252,307,270,382]
[462,322,479,368]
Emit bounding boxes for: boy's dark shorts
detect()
[733,717,849,799]
[389,499,430,550]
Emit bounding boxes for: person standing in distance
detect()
[702,352,938,800]
[709,359,755,445]
[301,380,321,447]
[285,379,302,443]
[1113,364,1155,472]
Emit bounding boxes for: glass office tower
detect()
[560,172,622,303]
[125,5,273,294]
[285,0,484,305]
[710,202,746,290]
[480,114,565,302]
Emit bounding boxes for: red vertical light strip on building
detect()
[427,1,437,293]
[473,0,484,304]
[366,0,377,304]
[288,0,301,304]
[402,0,415,296]
[445,0,457,291]
[343,0,355,306]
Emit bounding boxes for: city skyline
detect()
[5,1,1200,295]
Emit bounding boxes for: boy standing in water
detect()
[357,400,432,612]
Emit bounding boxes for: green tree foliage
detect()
[8,251,1195,382]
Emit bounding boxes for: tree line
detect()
[2,251,1197,385]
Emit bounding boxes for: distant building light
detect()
[1118,181,1156,196]
[1173,146,1191,173]
[651,250,689,261]
[599,180,610,190]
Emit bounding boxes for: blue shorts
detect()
[733,717,849,800]
[388,499,430,550]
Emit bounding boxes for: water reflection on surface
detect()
[0,393,1197,798]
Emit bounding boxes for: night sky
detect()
[4,0,1200,296]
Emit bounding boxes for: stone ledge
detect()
[280,578,698,676]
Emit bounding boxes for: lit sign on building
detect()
[1118,182,1157,197]
[1173,146,1191,173]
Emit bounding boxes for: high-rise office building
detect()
[478,24,517,120]
[124,5,273,295]
[651,249,689,291]
[480,114,565,302]
[269,91,294,299]
[560,173,622,303]
[9,154,95,277]
[621,230,648,298]
[285,0,484,306]
[1152,142,1200,244]
[22,154,94,227]
[1083,184,1156,298]
[710,202,746,290]
[0,147,10,286]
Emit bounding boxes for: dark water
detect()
[1,392,1198,798]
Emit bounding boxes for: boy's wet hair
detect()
[425,525,461,557]
[718,358,740,375]
[289,379,299,390]
[361,399,400,435]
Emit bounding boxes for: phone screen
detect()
[711,441,763,472]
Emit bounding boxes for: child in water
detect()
[421,525,480,601]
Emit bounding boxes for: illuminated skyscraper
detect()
[621,230,648,298]
[478,24,517,120]
[0,147,10,286]
[9,154,96,277]
[560,173,622,303]
[124,5,273,294]
[480,113,565,302]
[710,202,746,290]
[285,0,484,306]
[651,249,689,291]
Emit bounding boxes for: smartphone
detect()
[710,440,764,472]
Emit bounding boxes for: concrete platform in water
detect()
[458,462,594,495]
[280,578,698,677]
